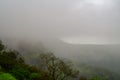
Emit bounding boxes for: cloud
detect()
[0,0,120,44]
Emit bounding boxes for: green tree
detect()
[0,40,25,71]
[0,40,5,52]
[38,53,79,80]
[29,73,41,80]
[0,73,16,80]
[10,65,30,80]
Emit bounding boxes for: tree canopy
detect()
[38,53,79,80]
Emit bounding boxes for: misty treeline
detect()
[0,40,119,80]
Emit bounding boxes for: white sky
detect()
[0,0,120,44]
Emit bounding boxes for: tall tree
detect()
[0,40,5,52]
[0,40,24,71]
[38,53,79,80]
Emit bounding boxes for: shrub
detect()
[0,73,16,80]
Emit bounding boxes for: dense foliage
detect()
[0,73,16,80]
[0,40,120,80]
[0,40,79,80]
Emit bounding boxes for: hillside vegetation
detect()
[0,40,120,80]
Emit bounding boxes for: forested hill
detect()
[0,40,120,80]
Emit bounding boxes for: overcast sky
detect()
[0,0,120,44]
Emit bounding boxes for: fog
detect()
[0,0,120,74]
